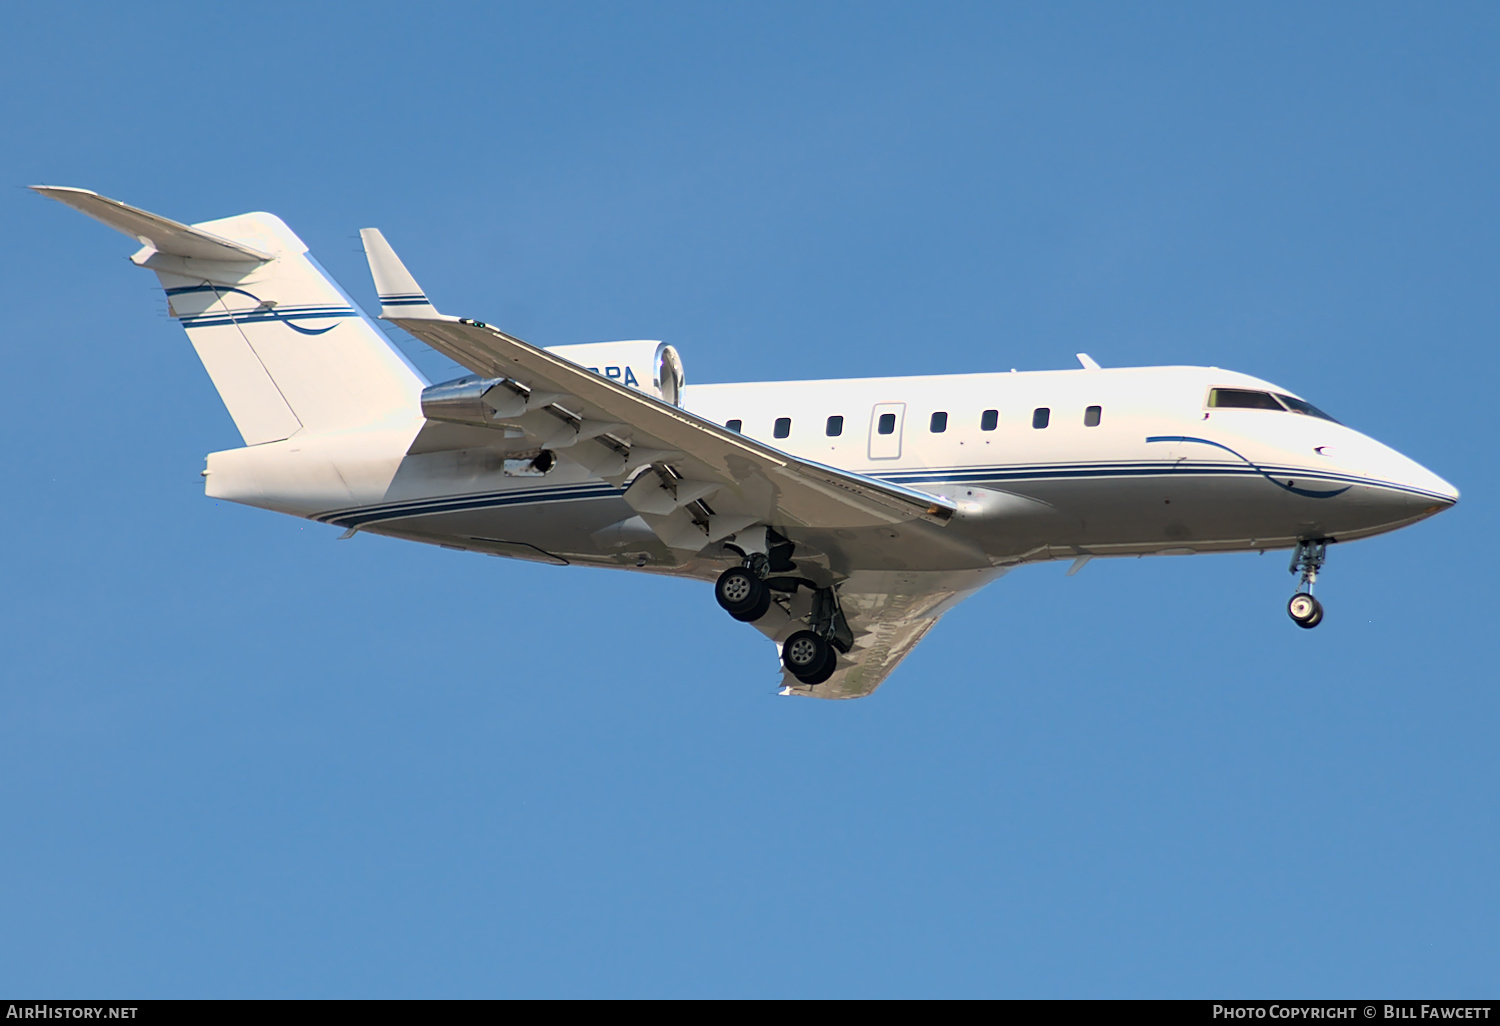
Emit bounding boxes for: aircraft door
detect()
[869,402,906,460]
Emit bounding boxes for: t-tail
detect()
[33,186,427,445]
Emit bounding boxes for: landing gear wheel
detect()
[1287,540,1329,628]
[716,567,771,622]
[1288,592,1324,629]
[782,630,834,681]
[735,588,772,623]
[795,652,838,685]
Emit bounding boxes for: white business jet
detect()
[35,187,1459,699]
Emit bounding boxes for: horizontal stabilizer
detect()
[30,186,272,262]
[360,228,442,318]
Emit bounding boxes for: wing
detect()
[361,230,1005,700]
[769,567,1007,699]
[360,230,990,575]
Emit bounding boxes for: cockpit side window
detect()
[1275,393,1340,423]
[1207,388,1285,411]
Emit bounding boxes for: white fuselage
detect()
[205,362,1457,580]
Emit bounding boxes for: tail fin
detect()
[34,186,426,445]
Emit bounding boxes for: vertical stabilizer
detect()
[35,187,427,446]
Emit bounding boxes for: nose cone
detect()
[1342,439,1458,527]
[1308,424,1454,502]
[1415,464,1460,507]
[1377,446,1459,507]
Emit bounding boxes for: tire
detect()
[1288,593,1324,628]
[796,651,838,685]
[782,630,833,679]
[730,585,772,623]
[716,567,766,617]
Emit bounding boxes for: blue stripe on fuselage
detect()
[308,459,1444,533]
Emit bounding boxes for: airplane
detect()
[33,186,1460,700]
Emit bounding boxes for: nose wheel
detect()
[1288,592,1324,628]
[1287,538,1329,629]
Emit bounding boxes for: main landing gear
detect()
[713,530,788,623]
[713,529,848,686]
[714,564,771,622]
[781,629,835,684]
[1287,538,1328,629]
[779,587,847,686]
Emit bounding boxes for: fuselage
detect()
[207,362,1458,578]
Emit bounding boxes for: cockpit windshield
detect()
[1273,393,1339,423]
[1208,388,1283,411]
[1207,388,1340,424]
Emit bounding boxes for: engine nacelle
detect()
[419,375,519,426]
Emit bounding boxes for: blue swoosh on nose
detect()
[1146,436,1351,498]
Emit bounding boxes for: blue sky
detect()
[1,1,1496,998]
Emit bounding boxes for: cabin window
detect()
[1084,405,1102,427]
[981,409,998,431]
[726,419,742,433]
[1032,407,1050,429]
[826,415,844,437]
[774,417,791,439]
[878,413,897,435]
[1208,388,1284,412]
[930,411,948,433]
[1275,393,1340,423]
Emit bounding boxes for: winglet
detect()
[30,186,273,262]
[360,228,444,319]
[1076,353,1101,370]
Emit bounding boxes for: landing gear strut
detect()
[715,528,797,624]
[1287,539,1328,629]
[716,528,849,685]
[781,586,849,686]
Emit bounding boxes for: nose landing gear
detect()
[1287,539,1328,629]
